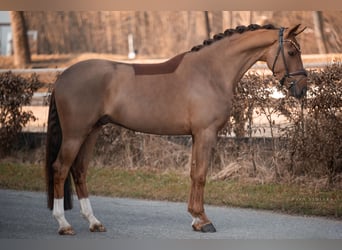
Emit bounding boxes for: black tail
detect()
[45,91,73,210]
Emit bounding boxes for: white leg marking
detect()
[79,198,101,229]
[52,198,71,230]
[192,217,201,226]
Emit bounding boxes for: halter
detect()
[271,27,307,86]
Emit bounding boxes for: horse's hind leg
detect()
[71,129,106,232]
[53,137,84,235]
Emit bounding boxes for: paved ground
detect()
[0,189,341,239]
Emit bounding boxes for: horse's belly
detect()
[110,103,191,135]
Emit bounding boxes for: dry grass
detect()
[93,126,192,171]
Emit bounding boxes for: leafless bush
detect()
[94,125,190,170]
[217,62,341,185]
[281,62,342,185]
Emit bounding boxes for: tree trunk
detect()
[204,11,211,39]
[10,11,31,68]
[312,11,328,54]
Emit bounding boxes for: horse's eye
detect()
[288,51,296,56]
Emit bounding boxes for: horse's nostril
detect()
[289,83,296,96]
[301,86,307,97]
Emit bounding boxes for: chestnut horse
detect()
[46,24,307,235]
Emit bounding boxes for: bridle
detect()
[271,27,307,87]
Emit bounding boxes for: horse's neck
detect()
[202,30,277,84]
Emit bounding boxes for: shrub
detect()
[0,71,42,157]
[93,125,190,169]
[210,62,342,184]
[282,62,342,184]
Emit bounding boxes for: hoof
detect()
[90,223,106,232]
[58,226,76,235]
[192,222,217,233]
[201,223,216,233]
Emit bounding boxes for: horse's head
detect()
[266,24,308,99]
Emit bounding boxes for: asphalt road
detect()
[0,189,341,239]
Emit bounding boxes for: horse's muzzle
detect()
[289,77,307,99]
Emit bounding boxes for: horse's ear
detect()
[286,24,306,37]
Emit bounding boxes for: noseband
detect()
[271,27,307,87]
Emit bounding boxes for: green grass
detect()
[0,162,341,218]
[0,162,45,191]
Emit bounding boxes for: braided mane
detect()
[190,24,277,52]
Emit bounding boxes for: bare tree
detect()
[204,11,211,39]
[312,11,328,54]
[10,11,31,68]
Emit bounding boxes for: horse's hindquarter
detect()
[54,60,117,136]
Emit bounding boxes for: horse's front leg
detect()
[188,129,217,233]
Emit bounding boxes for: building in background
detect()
[0,11,11,55]
[0,11,38,56]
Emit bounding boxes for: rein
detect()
[271,27,307,87]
